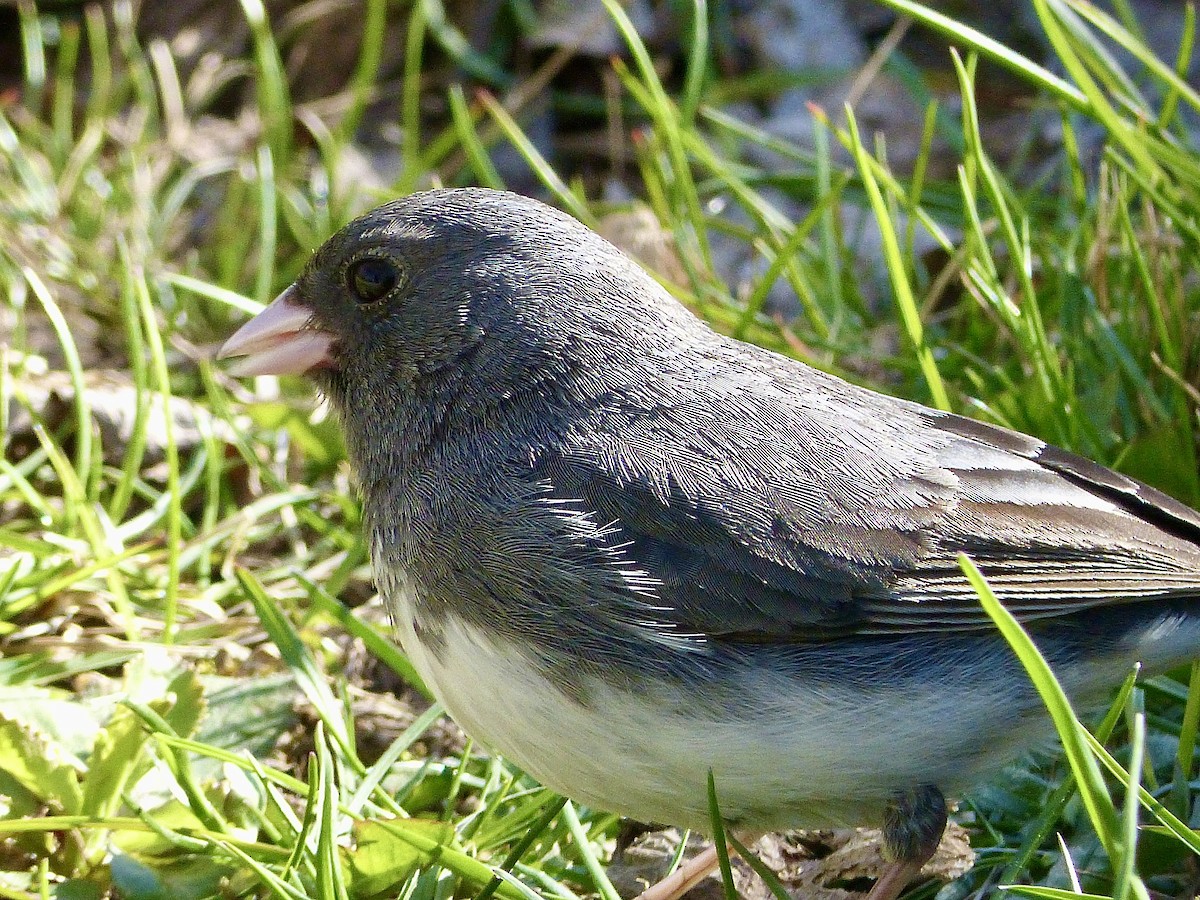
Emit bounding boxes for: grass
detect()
[1,1,1199,899]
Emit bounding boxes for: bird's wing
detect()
[862,409,1200,633]
[532,359,1200,642]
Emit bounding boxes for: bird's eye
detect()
[348,258,400,304]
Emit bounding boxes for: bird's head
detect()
[218,188,699,468]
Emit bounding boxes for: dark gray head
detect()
[243,189,703,469]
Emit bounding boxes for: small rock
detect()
[737,0,866,74]
[6,368,232,468]
[528,0,659,57]
[598,205,690,287]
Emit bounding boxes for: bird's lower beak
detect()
[217,285,335,377]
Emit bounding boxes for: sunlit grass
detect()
[1,1,1198,899]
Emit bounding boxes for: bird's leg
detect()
[867,785,947,900]
[630,791,946,900]
[630,844,720,900]
[629,828,765,900]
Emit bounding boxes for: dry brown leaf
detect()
[609,823,973,900]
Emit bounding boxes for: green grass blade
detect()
[24,269,92,488]
[237,0,292,166]
[706,772,736,900]
[561,801,620,900]
[869,0,1090,109]
[448,86,505,190]
[337,0,388,145]
[236,568,359,767]
[845,109,950,410]
[136,268,183,641]
[959,554,1121,858]
[477,93,592,225]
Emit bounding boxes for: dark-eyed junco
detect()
[220,188,1200,900]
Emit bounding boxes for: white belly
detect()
[387,581,1038,832]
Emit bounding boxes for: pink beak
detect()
[217,285,335,377]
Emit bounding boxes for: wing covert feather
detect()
[531,351,1200,641]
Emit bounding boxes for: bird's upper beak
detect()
[217,284,335,377]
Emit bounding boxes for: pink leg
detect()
[631,844,721,900]
[865,857,928,900]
